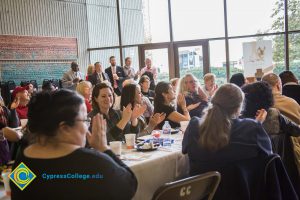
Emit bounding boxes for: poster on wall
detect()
[243,40,273,77]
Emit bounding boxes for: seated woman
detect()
[182,84,278,199]
[242,81,300,196]
[76,81,93,113]
[121,84,165,136]
[0,96,20,165]
[177,74,208,118]
[89,83,143,142]
[11,89,137,200]
[154,81,190,129]
[139,75,155,103]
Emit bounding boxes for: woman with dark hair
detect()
[154,81,190,129]
[242,81,300,195]
[10,89,137,200]
[89,82,143,142]
[230,73,247,88]
[279,70,300,105]
[121,84,165,136]
[182,84,279,199]
[139,75,155,103]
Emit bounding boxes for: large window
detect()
[122,47,140,70]
[288,0,300,31]
[209,40,227,85]
[90,49,121,69]
[289,33,300,79]
[87,0,300,83]
[171,0,224,41]
[178,46,204,83]
[144,48,169,82]
[87,1,119,48]
[229,35,285,79]
[227,0,284,36]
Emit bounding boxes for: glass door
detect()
[139,44,172,82]
[174,41,209,83]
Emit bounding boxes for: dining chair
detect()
[152,171,221,200]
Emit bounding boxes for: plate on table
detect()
[136,142,159,152]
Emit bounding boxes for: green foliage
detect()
[271,0,300,62]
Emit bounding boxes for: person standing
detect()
[61,62,84,90]
[140,58,158,90]
[123,57,139,80]
[105,56,126,96]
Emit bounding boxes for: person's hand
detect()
[208,84,218,96]
[131,104,147,121]
[10,97,20,109]
[149,113,166,127]
[187,102,201,111]
[177,93,187,109]
[122,104,133,123]
[197,87,208,101]
[73,77,80,83]
[87,114,109,152]
[113,73,119,80]
[255,109,267,123]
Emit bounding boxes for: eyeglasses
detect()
[76,118,91,127]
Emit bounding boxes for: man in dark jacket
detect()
[89,62,110,86]
[105,56,126,96]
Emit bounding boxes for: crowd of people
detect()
[1,56,300,199]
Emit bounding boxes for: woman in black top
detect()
[154,81,190,129]
[11,90,137,200]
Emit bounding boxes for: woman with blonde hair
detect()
[85,64,95,81]
[177,74,208,118]
[76,81,92,113]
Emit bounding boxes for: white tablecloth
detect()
[123,133,189,200]
[0,133,189,200]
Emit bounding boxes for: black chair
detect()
[20,80,30,87]
[152,171,221,200]
[7,81,16,91]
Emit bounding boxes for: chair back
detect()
[20,80,30,87]
[152,171,221,200]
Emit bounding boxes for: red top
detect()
[85,99,92,113]
[16,105,28,119]
[86,75,89,81]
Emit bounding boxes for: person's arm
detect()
[278,114,300,137]
[153,67,158,81]
[7,106,19,128]
[87,114,137,199]
[61,72,76,89]
[255,122,273,155]
[168,111,190,123]
[182,117,198,154]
